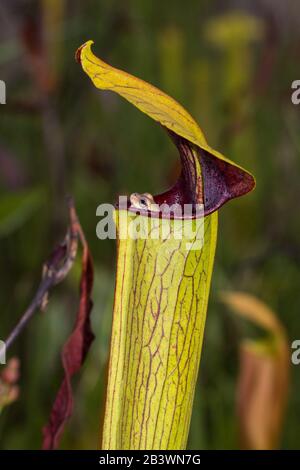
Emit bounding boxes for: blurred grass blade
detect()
[0,188,45,238]
[221,291,289,450]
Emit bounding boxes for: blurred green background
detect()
[0,0,300,449]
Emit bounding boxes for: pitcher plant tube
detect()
[76,41,255,450]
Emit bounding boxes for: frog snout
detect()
[129,193,137,203]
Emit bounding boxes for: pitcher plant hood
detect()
[76,40,255,217]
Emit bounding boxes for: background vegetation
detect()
[0,0,300,449]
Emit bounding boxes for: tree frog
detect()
[129,192,159,212]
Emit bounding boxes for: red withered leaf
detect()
[42,243,94,450]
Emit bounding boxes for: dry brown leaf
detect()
[221,291,289,450]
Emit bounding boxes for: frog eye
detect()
[139,198,148,207]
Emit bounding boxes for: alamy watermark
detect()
[0,80,6,104]
[96,196,205,250]
[0,340,6,365]
[291,340,300,365]
[291,80,300,105]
